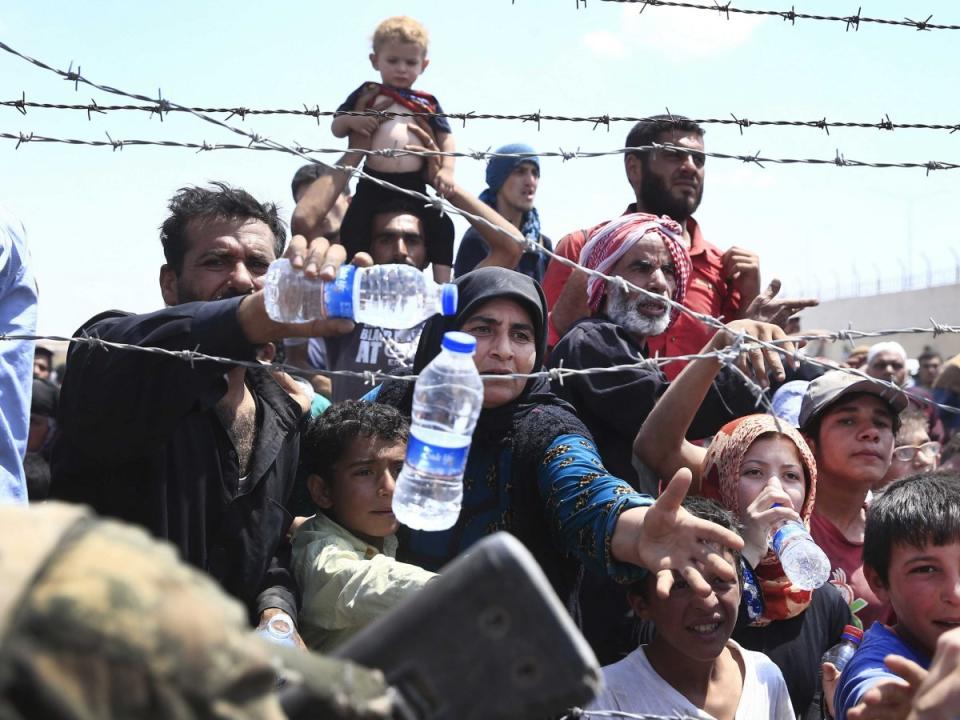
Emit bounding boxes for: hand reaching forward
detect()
[708,318,799,389]
[742,278,819,328]
[612,468,745,599]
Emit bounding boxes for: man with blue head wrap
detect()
[453,143,552,281]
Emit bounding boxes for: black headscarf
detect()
[379,266,586,451]
[377,268,590,597]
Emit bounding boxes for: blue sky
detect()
[1,0,958,335]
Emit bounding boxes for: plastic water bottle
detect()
[821,624,864,672]
[768,516,831,590]
[255,612,297,648]
[263,259,458,329]
[392,331,484,531]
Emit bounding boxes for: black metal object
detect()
[281,532,601,719]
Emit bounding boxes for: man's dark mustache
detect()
[213,287,256,301]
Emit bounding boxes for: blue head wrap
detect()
[479,144,542,249]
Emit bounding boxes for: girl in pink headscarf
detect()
[636,349,853,718]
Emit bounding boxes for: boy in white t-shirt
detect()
[587,497,794,719]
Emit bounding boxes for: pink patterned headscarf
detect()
[578,213,691,322]
[700,414,819,625]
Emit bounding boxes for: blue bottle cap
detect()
[441,283,458,317]
[441,331,476,354]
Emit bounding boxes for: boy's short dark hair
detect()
[895,407,928,444]
[941,434,960,466]
[160,181,286,274]
[624,114,705,161]
[301,400,409,480]
[291,163,351,202]
[628,496,743,599]
[864,470,960,586]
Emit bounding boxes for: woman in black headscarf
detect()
[371,267,743,607]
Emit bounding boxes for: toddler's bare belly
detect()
[366,100,426,175]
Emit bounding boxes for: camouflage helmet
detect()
[0,502,392,720]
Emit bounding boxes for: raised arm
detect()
[290,152,362,243]
[634,318,796,489]
[550,267,590,340]
[406,121,523,271]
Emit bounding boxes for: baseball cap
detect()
[798,369,908,431]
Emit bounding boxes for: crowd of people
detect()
[3,14,960,720]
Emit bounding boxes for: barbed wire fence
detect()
[5,94,960,135]
[0,36,958,419]
[3,129,960,174]
[595,0,960,32]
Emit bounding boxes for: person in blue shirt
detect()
[834,471,960,719]
[453,145,551,282]
[0,204,37,505]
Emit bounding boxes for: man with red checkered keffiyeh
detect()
[548,212,759,491]
[547,212,780,668]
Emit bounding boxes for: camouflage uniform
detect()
[0,503,393,720]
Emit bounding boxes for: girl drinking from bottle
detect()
[635,356,851,718]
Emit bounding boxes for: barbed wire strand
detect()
[4,327,959,417]
[599,0,959,32]
[5,94,960,135]
[4,129,959,174]
[1,38,958,416]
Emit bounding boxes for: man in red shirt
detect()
[542,115,761,377]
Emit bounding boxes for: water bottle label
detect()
[771,522,807,556]
[324,264,356,319]
[405,431,470,476]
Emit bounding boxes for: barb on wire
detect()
[599,0,960,31]
[3,326,959,417]
[3,130,959,174]
[6,95,960,135]
[0,36,957,417]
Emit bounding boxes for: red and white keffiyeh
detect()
[578,213,692,320]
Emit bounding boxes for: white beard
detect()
[605,284,672,338]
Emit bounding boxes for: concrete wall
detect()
[797,284,960,362]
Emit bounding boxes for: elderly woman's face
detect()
[460,298,537,409]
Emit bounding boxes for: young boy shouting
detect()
[334,15,456,280]
[292,400,435,651]
[587,497,793,719]
[834,471,960,719]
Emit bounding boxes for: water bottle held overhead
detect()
[393,331,485,532]
[263,259,458,328]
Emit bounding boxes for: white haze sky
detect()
[1,0,958,335]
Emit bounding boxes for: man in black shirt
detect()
[51,182,355,642]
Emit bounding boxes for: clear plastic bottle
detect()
[768,517,832,590]
[821,624,864,672]
[255,612,297,648]
[263,259,458,329]
[392,331,484,531]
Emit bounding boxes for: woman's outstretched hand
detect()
[612,468,745,599]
